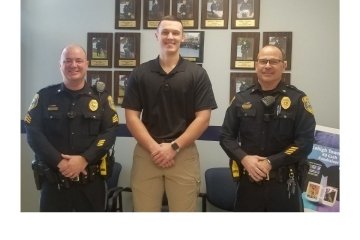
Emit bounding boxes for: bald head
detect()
[60,44,87,63]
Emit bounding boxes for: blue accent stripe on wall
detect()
[21,121,221,141]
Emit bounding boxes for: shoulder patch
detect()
[28,94,39,111]
[302,96,314,114]
[108,95,116,111]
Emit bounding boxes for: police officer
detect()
[24,44,119,212]
[220,45,316,212]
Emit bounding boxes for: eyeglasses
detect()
[257,59,283,66]
[63,58,86,65]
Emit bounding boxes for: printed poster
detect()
[302,125,340,212]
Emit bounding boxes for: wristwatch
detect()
[171,141,180,153]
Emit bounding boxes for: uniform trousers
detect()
[234,175,303,212]
[131,143,200,212]
[40,175,106,212]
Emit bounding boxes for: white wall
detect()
[21,0,339,211]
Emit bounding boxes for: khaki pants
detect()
[131,143,200,212]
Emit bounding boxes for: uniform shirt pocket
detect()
[82,111,102,136]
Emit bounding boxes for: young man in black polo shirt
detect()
[122,15,217,211]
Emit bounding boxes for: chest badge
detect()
[242,102,252,110]
[89,99,98,111]
[281,96,291,110]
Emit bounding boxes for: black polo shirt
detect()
[122,56,217,140]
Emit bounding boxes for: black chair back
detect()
[205,167,237,211]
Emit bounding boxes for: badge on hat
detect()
[89,99,98,111]
[281,96,291,110]
[302,96,314,114]
[242,102,252,110]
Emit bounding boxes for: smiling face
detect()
[155,19,184,56]
[255,45,287,90]
[59,45,88,89]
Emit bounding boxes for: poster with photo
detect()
[302,125,340,212]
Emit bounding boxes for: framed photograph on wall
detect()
[231,0,260,29]
[86,71,113,95]
[201,0,229,29]
[143,0,170,29]
[114,32,141,68]
[263,32,293,70]
[171,0,199,29]
[114,71,131,106]
[115,0,141,29]
[230,72,256,101]
[87,33,113,68]
[180,31,204,63]
[282,72,291,84]
[230,32,260,69]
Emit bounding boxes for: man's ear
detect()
[283,60,288,69]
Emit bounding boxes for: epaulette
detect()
[285,84,305,94]
[38,83,62,94]
[239,83,255,93]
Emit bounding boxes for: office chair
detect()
[105,161,122,211]
[204,167,238,211]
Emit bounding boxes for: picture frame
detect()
[306,181,322,202]
[282,72,291,85]
[201,0,229,29]
[230,32,260,69]
[143,0,170,29]
[263,32,293,70]
[171,0,199,29]
[115,0,141,29]
[180,31,204,63]
[114,32,141,68]
[113,71,131,106]
[87,32,113,68]
[229,72,256,101]
[321,186,338,207]
[231,0,260,29]
[86,71,113,95]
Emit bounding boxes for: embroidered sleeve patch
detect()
[28,94,39,111]
[108,96,116,111]
[302,96,314,114]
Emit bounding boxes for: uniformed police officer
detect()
[122,16,217,212]
[24,44,119,212]
[220,45,316,211]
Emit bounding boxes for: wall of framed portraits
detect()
[21,0,339,211]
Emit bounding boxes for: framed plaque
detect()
[230,32,260,69]
[231,0,260,29]
[86,71,113,95]
[229,72,256,101]
[143,0,170,29]
[87,32,113,68]
[114,32,141,68]
[282,72,291,85]
[180,31,204,63]
[113,71,131,106]
[115,0,141,29]
[201,0,229,29]
[171,0,199,29]
[263,32,293,70]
